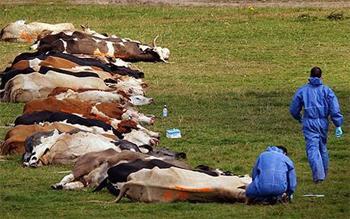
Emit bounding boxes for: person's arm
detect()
[290,89,303,122]
[251,157,260,179]
[286,159,297,196]
[328,88,344,128]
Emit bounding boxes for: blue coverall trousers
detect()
[303,118,329,182]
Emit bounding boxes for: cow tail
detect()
[86,186,128,204]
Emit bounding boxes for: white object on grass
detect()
[303,194,325,197]
[166,128,181,138]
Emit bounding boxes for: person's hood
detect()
[308,77,323,86]
[265,146,284,154]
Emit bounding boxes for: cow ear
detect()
[80,24,89,30]
[176,152,187,159]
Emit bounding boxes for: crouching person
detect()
[246,146,297,204]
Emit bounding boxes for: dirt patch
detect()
[71,0,350,8]
[1,0,350,8]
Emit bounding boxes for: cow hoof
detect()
[51,184,63,190]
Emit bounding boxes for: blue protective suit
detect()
[246,146,297,199]
[290,77,343,182]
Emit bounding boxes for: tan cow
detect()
[50,88,154,106]
[23,128,160,167]
[22,130,120,167]
[0,122,117,155]
[0,20,75,43]
[1,71,110,102]
[115,167,252,203]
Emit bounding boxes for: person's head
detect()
[276,145,288,156]
[310,66,322,78]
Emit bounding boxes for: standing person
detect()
[290,67,344,183]
[246,146,297,204]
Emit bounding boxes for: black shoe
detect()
[314,179,324,184]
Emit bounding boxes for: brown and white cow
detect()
[52,149,190,190]
[7,51,144,79]
[32,30,170,62]
[24,97,155,125]
[0,20,74,43]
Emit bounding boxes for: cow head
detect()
[22,129,63,167]
[123,130,159,146]
[122,109,155,125]
[0,20,26,42]
[113,139,141,153]
[152,36,170,62]
[129,95,154,106]
[194,165,234,177]
[139,146,187,160]
[116,120,138,133]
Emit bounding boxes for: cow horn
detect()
[80,24,89,30]
[152,35,159,48]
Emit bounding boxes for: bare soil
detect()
[71,0,350,8]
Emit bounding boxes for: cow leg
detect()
[51,173,74,190]
[136,125,160,138]
[113,184,129,203]
[61,181,85,190]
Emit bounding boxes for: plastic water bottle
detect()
[162,105,168,117]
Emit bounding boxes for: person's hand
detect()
[335,127,343,138]
[289,194,293,203]
[298,117,303,124]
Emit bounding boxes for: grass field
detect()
[0,3,349,218]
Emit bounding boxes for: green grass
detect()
[0,4,349,219]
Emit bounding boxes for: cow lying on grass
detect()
[50,87,154,106]
[0,70,147,102]
[1,71,111,102]
[1,116,159,156]
[32,30,170,62]
[15,110,159,140]
[0,66,145,92]
[0,20,74,43]
[15,111,121,137]
[8,50,142,78]
[114,167,251,203]
[23,97,155,125]
[23,128,160,167]
[0,122,110,155]
[52,149,189,190]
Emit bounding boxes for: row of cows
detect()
[0,21,251,204]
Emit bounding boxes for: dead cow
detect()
[23,97,155,125]
[1,71,111,102]
[115,167,252,203]
[49,88,154,106]
[0,122,114,155]
[22,127,159,167]
[35,32,170,62]
[0,20,74,43]
[51,149,190,190]
[7,51,144,79]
